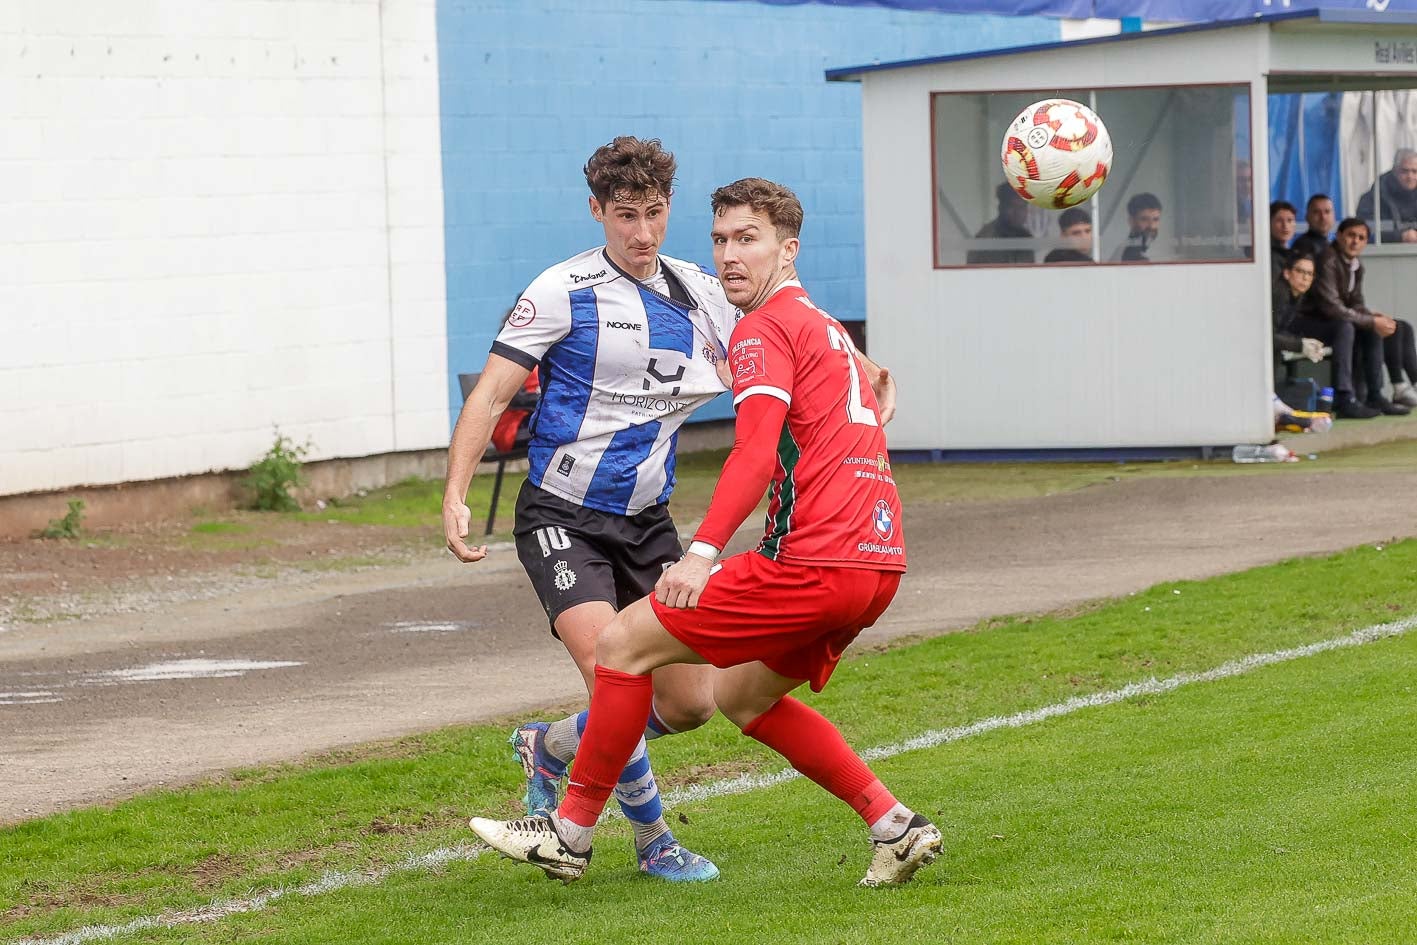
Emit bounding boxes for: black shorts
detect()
[513,481,684,634]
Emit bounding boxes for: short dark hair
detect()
[1283,248,1316,271]
[710,177,804,240]
[996,181,1025,208]
[1270,200,1297,219]
[1306,193,1333,211]
[1337,216,1370,237]
[583,136,676,205]
[1058,207,1091,231]
[1127,192,1162,216]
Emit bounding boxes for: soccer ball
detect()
[1000,99,1113,210]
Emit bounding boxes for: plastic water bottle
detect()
[1317,386,1335,414]
[1232,444,1294,464]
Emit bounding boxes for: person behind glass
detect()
[1290,193,1335,259]
[1043,207,1093,264]
[1356,148,1417,244]
[966,181,1034,265]
[1116,192,1161,262]
[1303,218,1410,417]
[1269,200,1298,282]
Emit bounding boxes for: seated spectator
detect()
[1269,200,1297,282]
[966,182,1034,265]
[1356,148,1417,244]
[1043,208,1093,264]
[1115,192,1161,262]
[1290,193,1335,259]
[1272,250,1325,368]
[1303,218,1409,417]
[1271,251,1331,427]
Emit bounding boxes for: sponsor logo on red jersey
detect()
[734,346,766,380]
[872,499,894,540]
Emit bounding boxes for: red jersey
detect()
[725,282,905,572]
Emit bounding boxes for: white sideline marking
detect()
[386,620,475,634]
[17,615,1415,945]
[0,691,62,706]
[15,845,488,945]
[93,659,303,683]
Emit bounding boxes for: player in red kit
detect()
[471,178,940,888]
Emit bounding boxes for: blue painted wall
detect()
[437,0,1059,427]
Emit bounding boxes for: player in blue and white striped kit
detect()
[444,138,894,882]
[444,137,736,882]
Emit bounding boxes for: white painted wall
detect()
[0,0,447,497]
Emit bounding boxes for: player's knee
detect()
[655,694,715,732]
[594,618,653,675]
[713,684,770,731]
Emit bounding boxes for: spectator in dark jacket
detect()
[1043,207,1093,264]
[1274,249,1371,416]
[967,182,1034,265]
[1356,148,1417,244]
[1303,218,1409,416]
[1272,251,1324,363]
[1291,193,1336,260]
[1269,200,1297,282]
[1115,192,1161,262]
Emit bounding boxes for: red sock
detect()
[742,696,898,824]
[557,665,653,827]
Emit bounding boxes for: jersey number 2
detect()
[825,324,879,427]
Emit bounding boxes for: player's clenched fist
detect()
[655,553,713,609]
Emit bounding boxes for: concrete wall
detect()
[0,0,448,497]
[2,0,1060,501]
[435,0,1059,425]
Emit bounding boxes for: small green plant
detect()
[245,432,310,512]
[39,499,85,539]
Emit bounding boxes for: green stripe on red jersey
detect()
[758,424,801,561]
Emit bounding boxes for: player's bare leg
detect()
[504,599,717,881]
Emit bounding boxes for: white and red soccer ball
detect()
[1001,99,1113,210]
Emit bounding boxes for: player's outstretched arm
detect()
[656,393,788,608]
[443,353,532,562]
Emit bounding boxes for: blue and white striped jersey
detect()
[490,247,739,515]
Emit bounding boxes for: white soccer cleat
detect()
[859,814,943,888]
[469,815,591,884]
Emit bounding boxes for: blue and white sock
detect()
[543,705,674,849]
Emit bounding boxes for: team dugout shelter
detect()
[828,8,1417,458]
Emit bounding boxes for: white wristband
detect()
[686,540,720,563]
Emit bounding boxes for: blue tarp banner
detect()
[1268,92,1345,215]
[724,0,1417,17]
[1094,1,1417,19]
[709,0,1094,16]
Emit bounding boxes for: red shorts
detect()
[651,552,902,692]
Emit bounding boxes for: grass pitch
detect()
[4,540,1417,943]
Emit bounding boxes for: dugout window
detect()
[932,84,1255,269]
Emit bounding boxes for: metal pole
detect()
[1090,89,1102,262]
[1373,90,1384,245]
